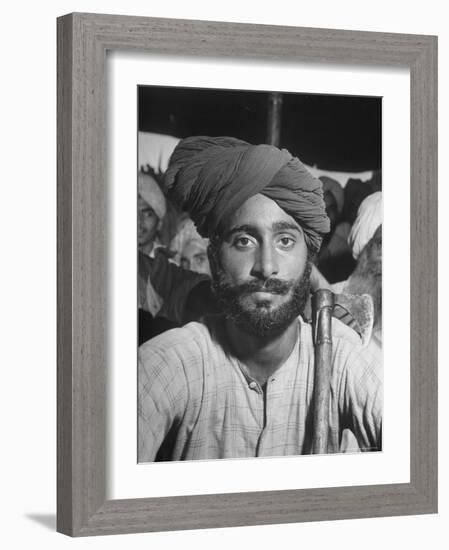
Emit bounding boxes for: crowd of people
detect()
[137,135,383,460]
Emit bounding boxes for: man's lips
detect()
[215,278,295,300]
[241,281,292,296]
[251,290,279,298]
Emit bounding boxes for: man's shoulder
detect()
[298,315,362,347]
[139,315,224,364]
[331,317,363,346]
[299,314,380,369]
[331,317,382,376]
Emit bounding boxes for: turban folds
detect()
[164,136,330,252]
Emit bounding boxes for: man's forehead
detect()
[224,193,300,232]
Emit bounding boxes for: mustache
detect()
[230,278,294,296]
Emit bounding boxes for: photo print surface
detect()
[137,86,382,463]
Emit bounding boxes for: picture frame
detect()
[57,12,437,536]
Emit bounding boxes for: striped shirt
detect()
[138,315,382,461]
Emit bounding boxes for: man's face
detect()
[210,193,310,337]
[180,239,211,276]
[137,195,159,249]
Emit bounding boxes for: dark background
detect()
[138,86,381,172]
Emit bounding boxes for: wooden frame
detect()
[57,12,438,536]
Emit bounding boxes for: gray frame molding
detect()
[57,12,438,536]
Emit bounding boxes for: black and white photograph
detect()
[136,86,383,462]
[1,0,441,544]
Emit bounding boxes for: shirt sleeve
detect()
[138,341,189,462]
[336,340,383,452]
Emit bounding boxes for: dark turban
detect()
[164,136,330,252]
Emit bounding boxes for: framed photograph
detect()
[57,12,437,536]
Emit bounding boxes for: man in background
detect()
[137,171,167,258]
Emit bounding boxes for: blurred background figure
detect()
[169,218,211,276]
[332,192,383,355]
[338,222,382,453]
[138,195,217,344]
[181,238,210,275]
[343,170,381,226]
[345,224,382,338]
[316,176,355,283]
[333,193,382,454]
[321,175,344,223]
[312,191,383,351]
[137,171,167,257]
[345,192,383,343]
[348,191,382,261]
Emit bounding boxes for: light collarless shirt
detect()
[138,314,382,462]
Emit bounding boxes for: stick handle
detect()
[312,289,334,454]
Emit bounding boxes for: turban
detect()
[138,172,167,222]
[348,191,382,260]
[164,136,330,252]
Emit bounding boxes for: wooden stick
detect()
[312,289,334,454]
[266,92,283,147]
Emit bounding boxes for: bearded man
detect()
[138,136,382,462]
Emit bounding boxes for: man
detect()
[335,191,382,344]
[138,136,382,462]
[137,171,169,326]
[137,171,167,258]
[180,237,210,275]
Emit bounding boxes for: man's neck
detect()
[224,319,299,386]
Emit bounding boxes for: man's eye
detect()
[277,236,295,248]
[194,255,206,265]
[141,208,155,218]
[234,236,255,248]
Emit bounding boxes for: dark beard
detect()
[211,262,312,338]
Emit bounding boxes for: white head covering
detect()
[348,191,382,260]
[138,172,167,222]
[168,218,209,264]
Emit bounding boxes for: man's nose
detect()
[251,243,279,280]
